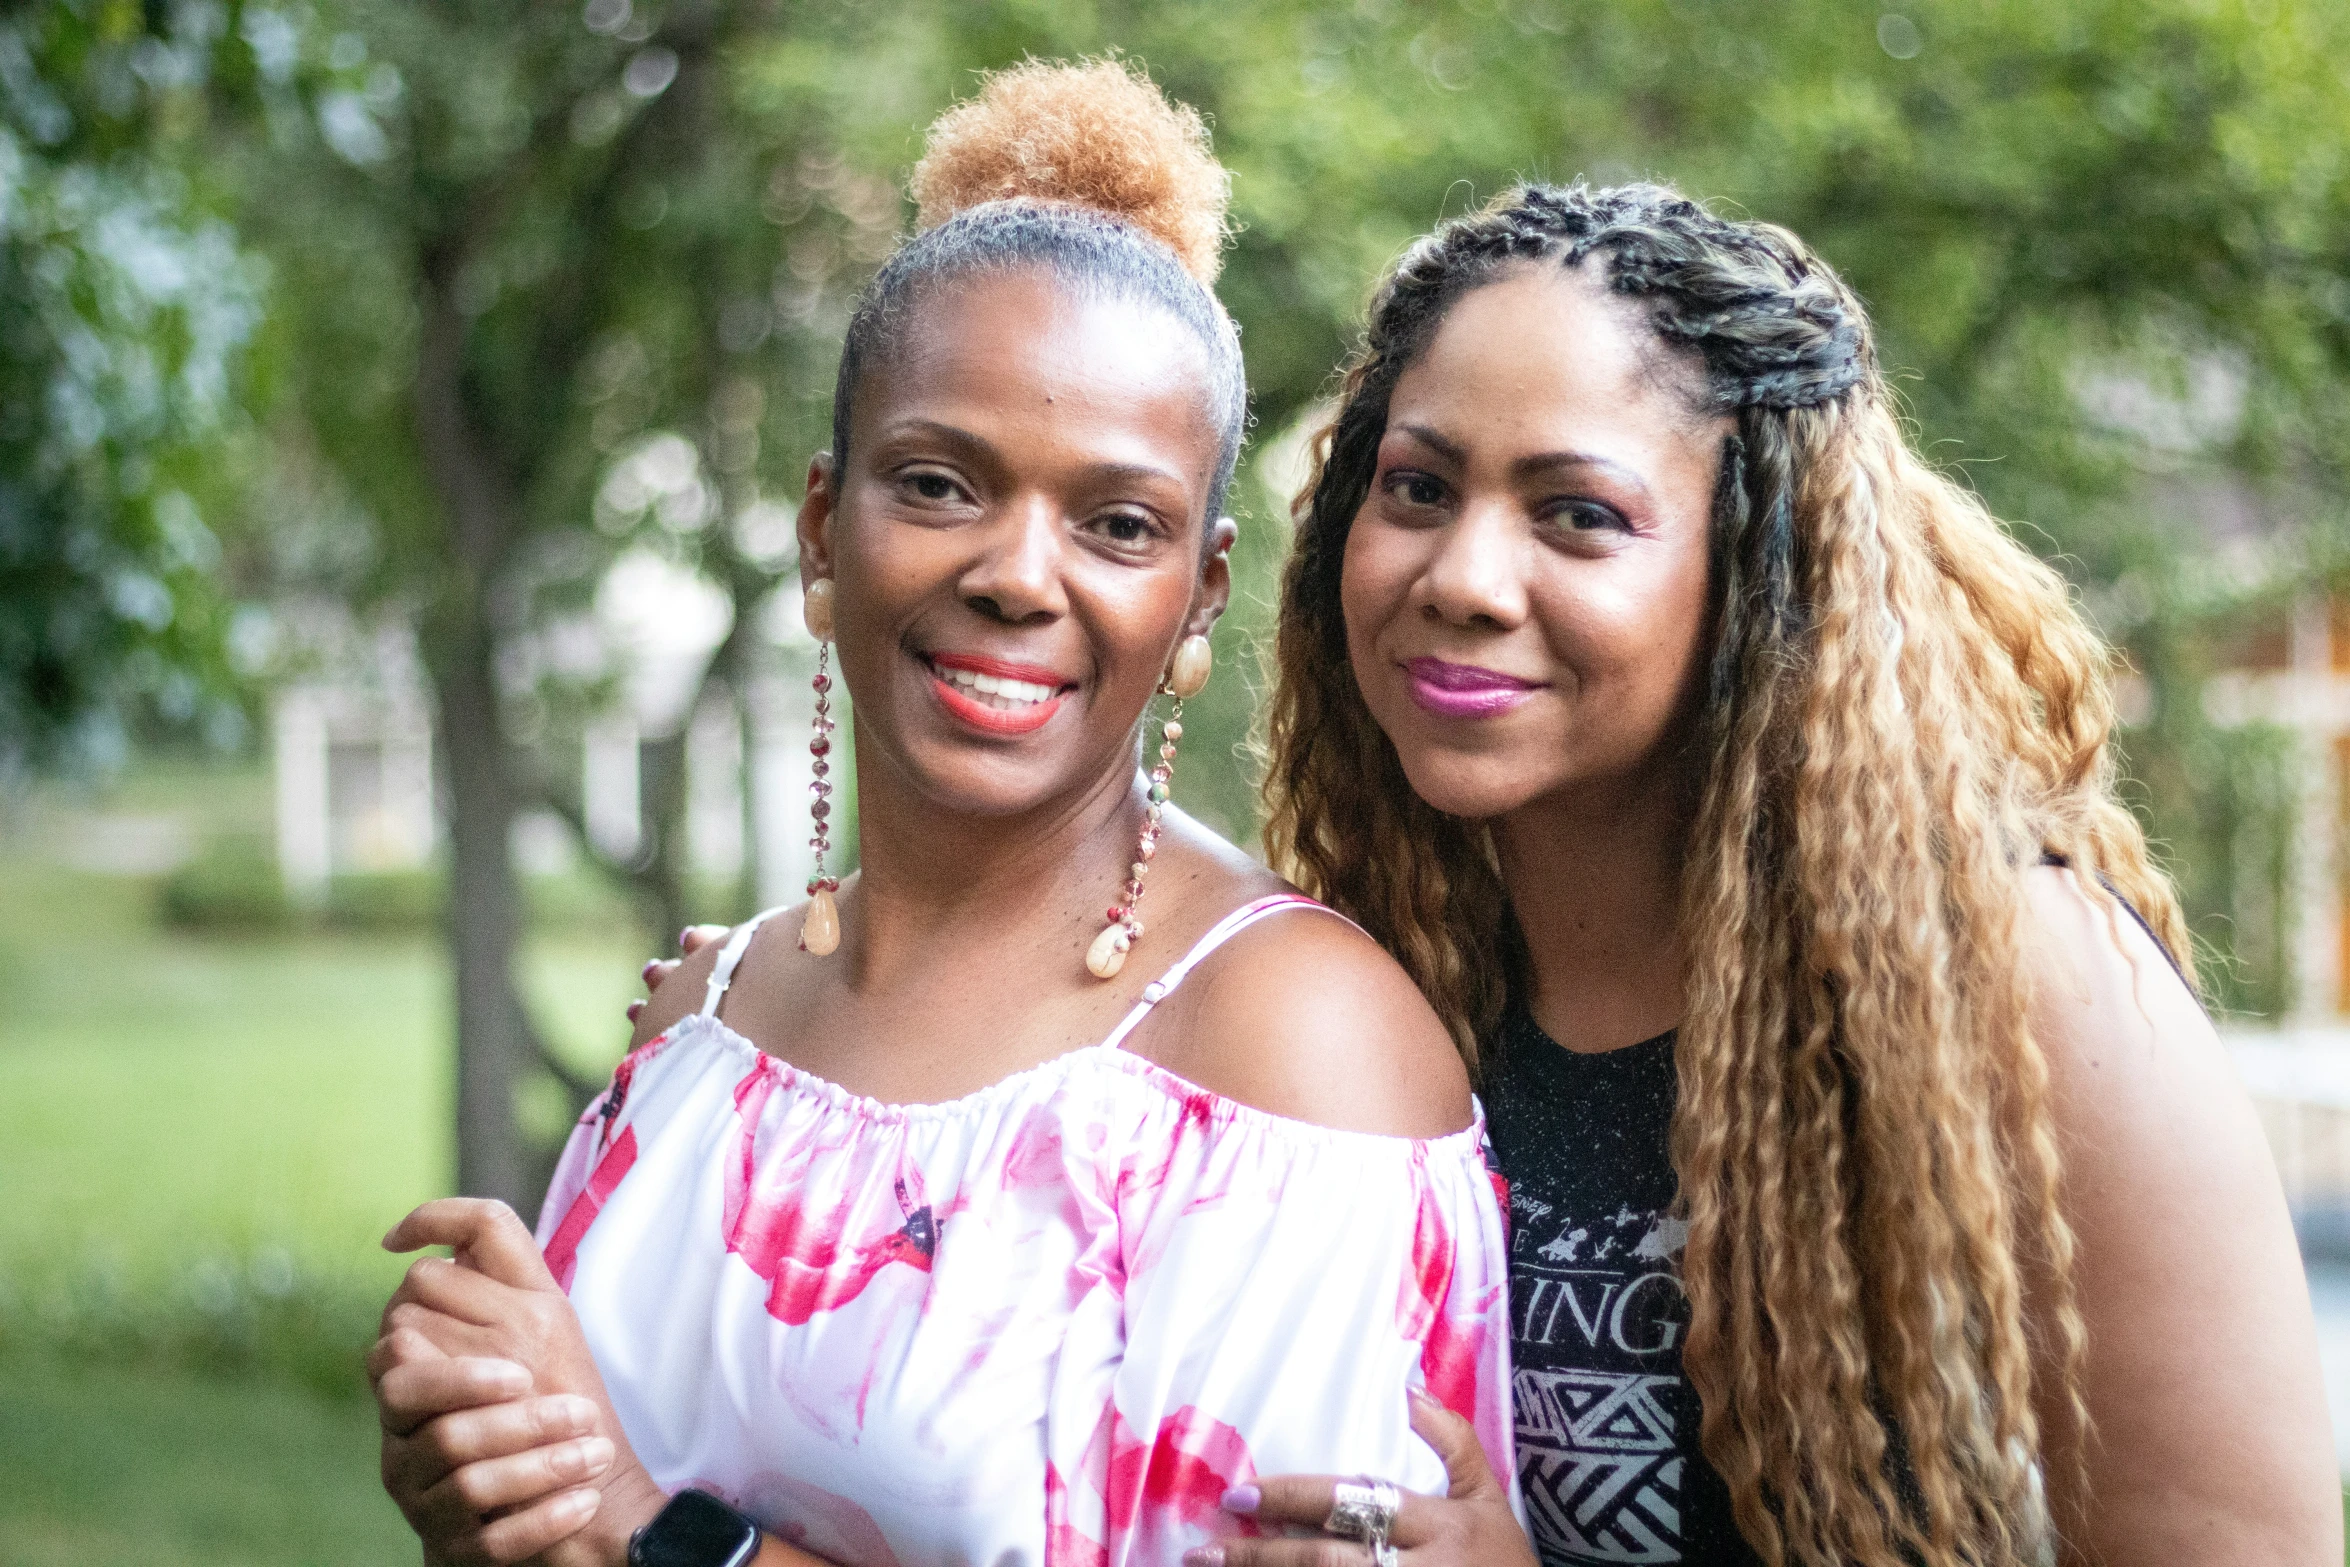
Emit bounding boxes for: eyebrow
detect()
[1389,422,1654,498]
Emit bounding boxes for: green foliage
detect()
[0,1251,382,1400]
[17,0,2345,1009]
[156,831,290,930]
[0,2,265,779]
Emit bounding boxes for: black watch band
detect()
[627,1490,762,1567]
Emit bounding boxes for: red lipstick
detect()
[923,651,1072,737]
[1403,657,1543,719]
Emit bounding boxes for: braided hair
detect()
[1263,183,2192,1567]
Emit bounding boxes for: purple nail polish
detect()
[1219,1484,1260,1514]
[1182,1550,1225,1567]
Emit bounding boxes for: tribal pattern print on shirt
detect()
[1508,1189,1691,1565]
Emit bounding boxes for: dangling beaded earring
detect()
[800,577,842,956]
[1087,632,1213,980]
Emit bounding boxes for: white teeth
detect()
[933,662,1057,708]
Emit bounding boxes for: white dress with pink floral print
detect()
[536,894,1516,1567]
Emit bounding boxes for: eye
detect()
[1381,470,1448,509]
[1547,499,1631,534]
[1095,511,1154,544]
[896,467,969,505]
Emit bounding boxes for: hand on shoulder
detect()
[1134,893,1473,1140]
[627,928,729,1051]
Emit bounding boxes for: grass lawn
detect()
[0,759,646,1564]
[0,1353,406,1566]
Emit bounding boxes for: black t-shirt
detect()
[1483,1006,1762,1567]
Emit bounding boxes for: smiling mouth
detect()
[1402,656,1544,719]
[921,652,1072,736]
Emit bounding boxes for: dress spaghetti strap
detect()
[1098,893,1350,1054]
[700,906,791,1019]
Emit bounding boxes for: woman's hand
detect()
[1190,1393,1534,1567]
[627,925,729,1026]
[370,1333,611,1565]
[376,1198,671,1566]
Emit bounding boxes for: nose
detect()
[958,495,1069,625]
[1415,499,1529,631]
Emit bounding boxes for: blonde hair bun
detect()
[911,58,1231,286]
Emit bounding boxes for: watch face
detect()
[635,1489,760,1567]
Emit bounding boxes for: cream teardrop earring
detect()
[1086,633,1213,980]
[800,577,842,956]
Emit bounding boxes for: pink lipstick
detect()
[1403,657,1543,719]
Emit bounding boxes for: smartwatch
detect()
[627,1489,762,1567]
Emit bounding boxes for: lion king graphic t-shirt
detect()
[1484,1007,1761,1567]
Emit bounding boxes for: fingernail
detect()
[678,927,693,949]
[1182,1551,1225,1567]
[484,1360,530,1394]
[626,1001,644,1022]
[1408,1387,1440,1413]
[558,1486,601,1521]
[564,1436,614,1477]
[642,960,662,985]
[1220,1484,1260,1515]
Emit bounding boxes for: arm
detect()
[2025,867,2338,1566]
[378,1200,838,1567]
[1057,910,1511,1562]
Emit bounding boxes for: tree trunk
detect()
[414,264,542,1215]
[430,613,538,1211]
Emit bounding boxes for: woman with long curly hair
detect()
[1210,184,2336,1567]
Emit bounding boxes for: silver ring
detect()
[1371,1543,1400,1567]
[1325,1477,1403,1547]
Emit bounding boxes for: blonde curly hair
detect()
[912,56,1230,285]
[1263,182,2192,1567]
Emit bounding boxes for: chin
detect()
[1387,746,1547,824]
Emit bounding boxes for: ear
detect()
[798,452,838,583]
[1183,515,1239,641]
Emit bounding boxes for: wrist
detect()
[589,1463,670,1567]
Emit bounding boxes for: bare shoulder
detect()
[2020,865,2336,1565]
[2018,864,2276,1245]
[1135,894,1473,1139]
[2019,864,2238,1144]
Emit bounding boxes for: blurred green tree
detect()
[0,1,263,780]
[208,0,961,1208]
[122,0,2346,1198]
[921,0,2350,1009]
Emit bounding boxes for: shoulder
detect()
[1136,893,1474,1140]
[2018,863,2257,1191]
[2018,863,2231,1136]
[2018,866,2337,1560]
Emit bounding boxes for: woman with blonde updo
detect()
[361,63,1512,1567]
[1214,185,2335,1567]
